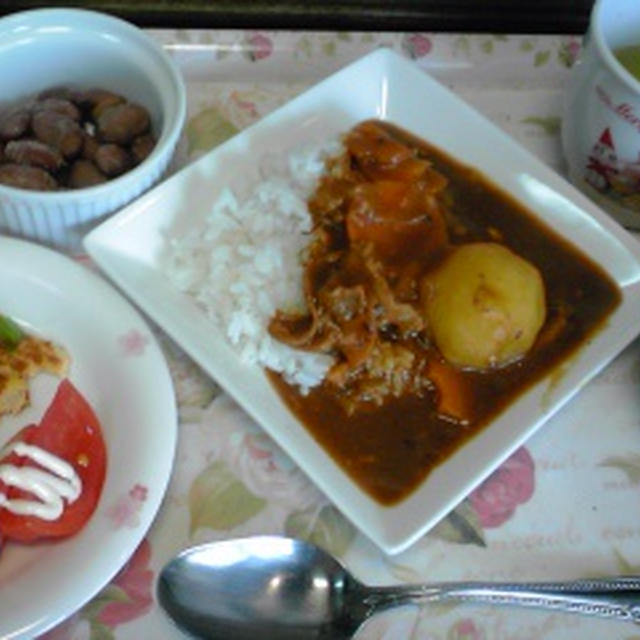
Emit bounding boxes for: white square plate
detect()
[84,48,640,554]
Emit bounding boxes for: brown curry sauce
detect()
[267,120,621,505]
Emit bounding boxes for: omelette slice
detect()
[0,315,70,417]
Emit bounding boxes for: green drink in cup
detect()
[615,45,640,80]
[562,0,640,228]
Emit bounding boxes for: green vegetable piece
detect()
[0,314,24,350]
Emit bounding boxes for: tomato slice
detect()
[0,379,107,542]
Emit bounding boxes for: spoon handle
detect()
[364,576,640,623]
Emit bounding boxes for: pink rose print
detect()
[559,37,581,67]
[403,33,433,59]
[97,538,154,627]
[246,32,274,61]
[448,618,485,640]
[244,433,277,471]
[469,447,535,528]
[567,38,581,63]
[230,91,259,119]
[106,483,149,529]
[118,329,149,357]
[39,539,153,638]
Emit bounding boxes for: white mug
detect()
[561,0,640,228]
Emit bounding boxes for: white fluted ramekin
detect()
[0,8,186,252]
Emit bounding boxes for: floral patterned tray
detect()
[39,29,640,640]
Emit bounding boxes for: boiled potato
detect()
[423,242,545,369]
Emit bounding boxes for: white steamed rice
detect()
[163,140,342,392]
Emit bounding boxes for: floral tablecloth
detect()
[40,29,640,640]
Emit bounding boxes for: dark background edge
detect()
[0,1,594,33]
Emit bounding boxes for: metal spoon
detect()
[157,535,640,639]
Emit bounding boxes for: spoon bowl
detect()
[158,535,640,639]
[157,536,366,639]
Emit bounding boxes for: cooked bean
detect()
[81,131,99,161]
[0,109,31,141]
[34,97,81,121]
[93,95,127,121]
[38,86,74,101]
[68,159,107,188]
[131,134,155,165]
[1,86,156,191]
[73,88,125,119]
[0,163,57,190]
[4,139,64,172]
[32,110,84,158]
[97,103,150,145]
[95,143,131,177]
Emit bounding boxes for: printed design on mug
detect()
[585,127,618,191]
[584,127,640,211]
[595,85,640,134]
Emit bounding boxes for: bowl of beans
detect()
[0,8,186,251]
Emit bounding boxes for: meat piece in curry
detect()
[269,121,453,410]
[267,120,621,505]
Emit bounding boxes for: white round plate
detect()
[0,237,177,639]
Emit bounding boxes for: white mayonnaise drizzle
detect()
[0,441,82,520]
